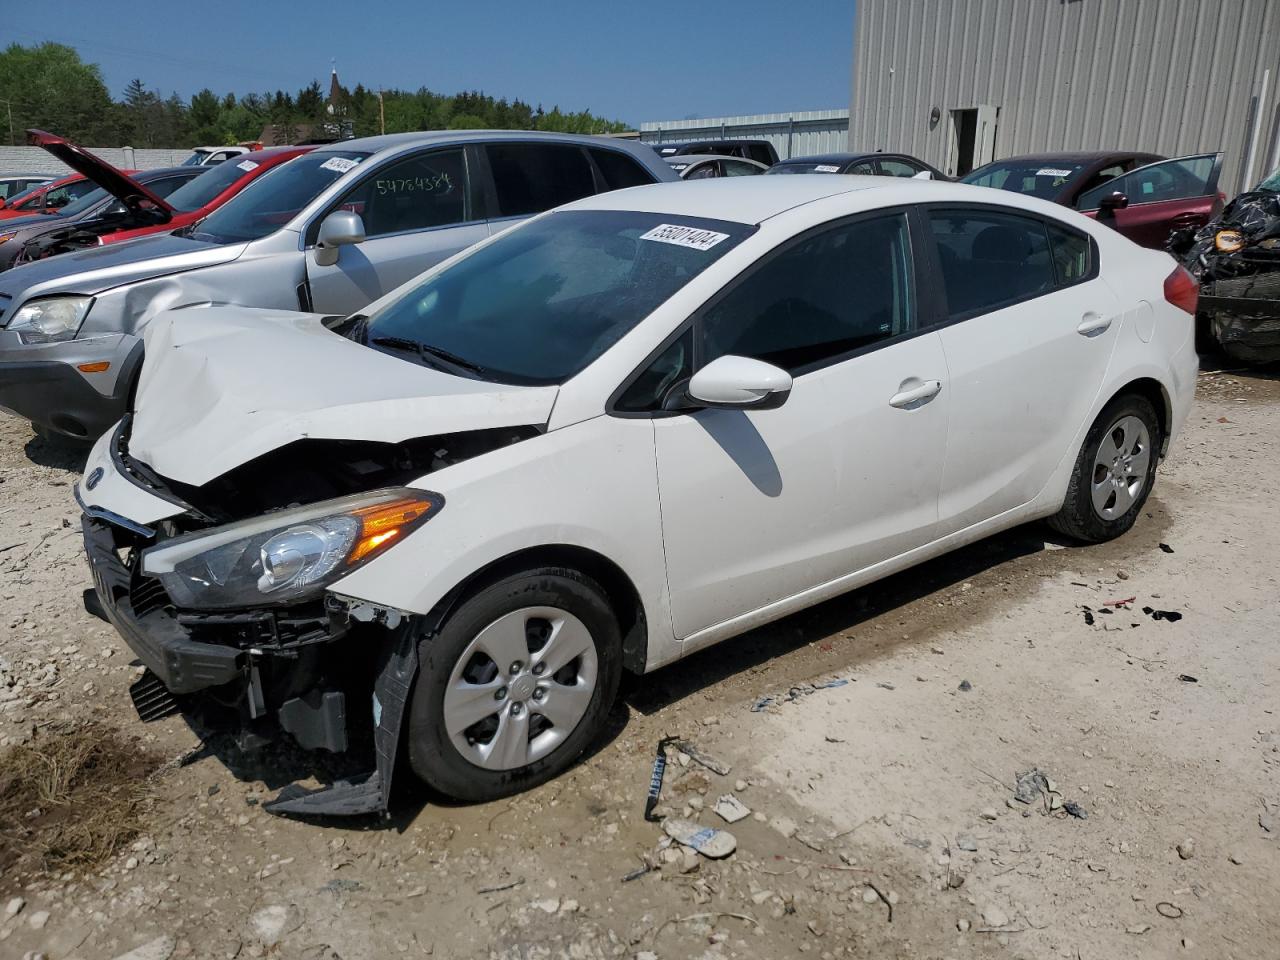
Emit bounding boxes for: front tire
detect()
[1048,393,1163,544]
[406,567,622,802]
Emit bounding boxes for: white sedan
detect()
[76,176,1199,813]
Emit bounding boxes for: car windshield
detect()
[181,151,211,166]
[165,156,272,213]
[190,151,369,244]
[766,162,843,175]
[962,161,1087,198]
[362,209,753,386]
[1257,165,1280,193]
[4,183,47,207]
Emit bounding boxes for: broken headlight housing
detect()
[141,488,441,609]
[7,295,93,344]
[1214,230,1245,253]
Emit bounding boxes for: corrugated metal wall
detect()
[850,0,1280,195]
[640,110,850,160]
[0,145,192,175]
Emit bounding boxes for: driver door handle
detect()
[1076,312,1113,337]
[889,380,942,409]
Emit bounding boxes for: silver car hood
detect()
[130,307,559,487]
[0,233,245,302]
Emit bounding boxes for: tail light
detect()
[1163,264,1199,315]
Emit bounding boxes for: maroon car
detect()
[963,151,1224,249]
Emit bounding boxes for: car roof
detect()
[565,176,889,224]
[314,129,654,159]
[664,154,760,165]
[776,152,881,165]
[983,151,1158,164]
[133,166,197,179]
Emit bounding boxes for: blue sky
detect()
[8,1,855,126]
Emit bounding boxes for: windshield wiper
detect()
[369,335,489,378]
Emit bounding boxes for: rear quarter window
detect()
[486,143,596,217]
[590,148,657,190]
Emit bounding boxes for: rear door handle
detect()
[889,379,942,409]
[1076,312,1113,337]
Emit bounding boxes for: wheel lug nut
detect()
[533,662,546,676]
[511,702,524,716]
[509,661,523,675]
[533,687,546,701]
[495,686,507,701]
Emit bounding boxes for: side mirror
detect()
[688,355,792,410]
[1098,191,1129,213]
[314,210,366,266]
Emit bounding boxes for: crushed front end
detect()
[76,418,447,817]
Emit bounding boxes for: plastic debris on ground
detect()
[713,794,751,824]
[671,738,732,776]
[750,676,852,712]
[644,736,677,822]
[1143,606,1184,623]
[662,818,738,859]
[1012,767,1087,820]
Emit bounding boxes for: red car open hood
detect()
[26,129,175,221]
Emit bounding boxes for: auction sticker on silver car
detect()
[640,223,729,251]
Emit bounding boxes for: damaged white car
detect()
[76,176,1199,815]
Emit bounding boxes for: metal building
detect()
[850,0,1280,195]
[639,110,850,161]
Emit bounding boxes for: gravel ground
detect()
[1,364,1278,960]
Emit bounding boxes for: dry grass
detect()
[0,722,158,891]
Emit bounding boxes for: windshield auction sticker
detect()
[640,223,729,251]
[1036,168,1073,178]
[319,156,361,174]
[236,160,259,172]
[814,164,842,173]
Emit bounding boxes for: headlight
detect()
[7,296,93,344]
[0,232,16,245]
[141,488,441,609]
[1214,230,1245,253]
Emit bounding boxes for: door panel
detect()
[935,276,1122,533]
[1077,153,1223,248]
[656,334,949,638]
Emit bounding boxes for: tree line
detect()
[0,42,629,149]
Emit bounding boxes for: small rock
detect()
[734,779,748,792]
[532,898,560,914]
[713,794,750,824]
[957,679,972,692]
[957,919,971,932]
[956,835,978,852]
[1176,838,1196,860]
[771,816,799,839]
[112,935,178,960]
[981,906,1008,928]
[559,899,580,914]
[125,857,140,870]
[28,910,50,930]
[4,897,24,918]
[980,808,998,821]
[1127,923,1152,935]
[862,888,879,904]
[1260,812,1274,833]
[1228,851,1244,865]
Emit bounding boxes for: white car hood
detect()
[130,307,559,487]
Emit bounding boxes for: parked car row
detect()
[0,126,1203,817]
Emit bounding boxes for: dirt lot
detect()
[2,364,1278,960]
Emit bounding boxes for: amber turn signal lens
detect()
[77,361,111,373]
[346,497,435,564]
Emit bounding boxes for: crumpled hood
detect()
[0,232,244,304]
[130,307,559,486]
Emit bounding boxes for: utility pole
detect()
[378,89,386,136]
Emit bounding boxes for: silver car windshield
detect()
[190,151,369,244]
[360,209,753,386]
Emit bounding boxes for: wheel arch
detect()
[419,544,650,675]
[1104,376,1171,453]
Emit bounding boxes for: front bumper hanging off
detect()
[82,515,418,817]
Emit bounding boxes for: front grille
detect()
[130,575,171,619]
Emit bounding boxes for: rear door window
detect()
[927,209,1057,320]
[589,148,656,190]
[486,142,596,218]
[878,158,923,177]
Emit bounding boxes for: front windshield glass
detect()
[166,155,275,213]
[962,161,1087,198]
[363,209,753,385]
[191,151,368,244]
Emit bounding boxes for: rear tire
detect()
[406,567,622,803]
[1048,393,1163,544]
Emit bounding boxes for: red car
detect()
[963,151,1224,249]
[0,173,99,220]
[21,131,313,254]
